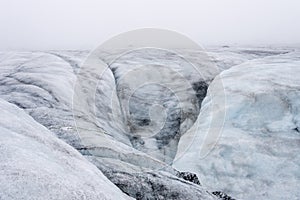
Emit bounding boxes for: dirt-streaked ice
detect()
[0,46,299,199]
[174,49,300,199]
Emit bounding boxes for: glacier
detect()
[0,98,132,200]
[174,48,300,199]
[0,46,299,199]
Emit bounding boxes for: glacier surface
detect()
[174,48,300,199]
[0,46,299,199]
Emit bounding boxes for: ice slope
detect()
[72,48,219,199]
[0,50,218,199]
[0,98,132,200]
[174,49,300,199]
[0,46,297,199]
[98,48,213,163]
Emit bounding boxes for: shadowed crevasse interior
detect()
[102,48,209,163]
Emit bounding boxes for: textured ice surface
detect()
[174,49,300,199]
[0,98,132,200]
[72,48,218,199]
[0,49,218,199]
[102,48,212,163]
[0,46,298,199]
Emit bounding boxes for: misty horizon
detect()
[0,0,300,50]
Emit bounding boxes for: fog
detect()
[0,0,299,50]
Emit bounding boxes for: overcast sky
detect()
[0,0,299,50]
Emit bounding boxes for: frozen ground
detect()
[0,46,299,199]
